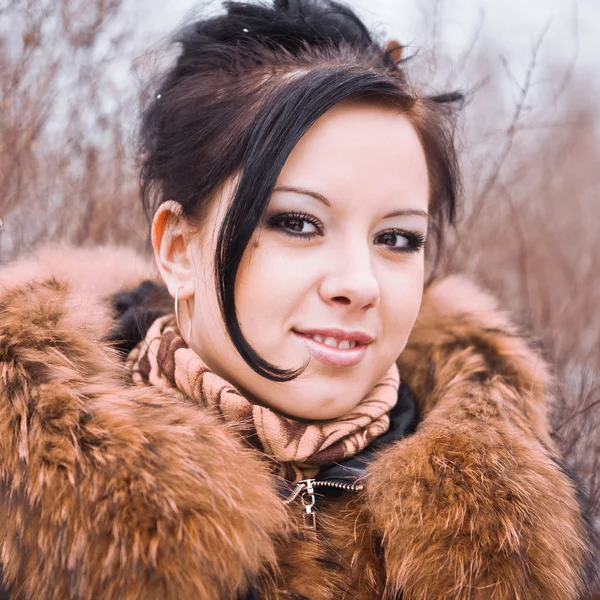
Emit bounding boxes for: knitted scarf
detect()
[127,315,400,483]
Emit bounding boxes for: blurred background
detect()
[1,0,599,579]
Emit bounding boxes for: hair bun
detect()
[180,0,377,56]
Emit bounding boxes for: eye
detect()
[280,216,317,235]
[266,211,323,239]
[374,229,426,254]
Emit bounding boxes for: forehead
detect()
[275,100,429,209]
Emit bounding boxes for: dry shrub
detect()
[451,83,600,583]
[408,4,600,582]
[0,0,145,259]
[1,0,599,589]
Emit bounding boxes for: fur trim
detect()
[0,244,157,339]
[0,247,289,599]
[364,274,590,599]
[0,248,592,599]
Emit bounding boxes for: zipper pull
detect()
[300,478,317,530]
[283,478,318,530]
[285,480,308,504]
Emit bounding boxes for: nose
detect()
[318,243,380,311]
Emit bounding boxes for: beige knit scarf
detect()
[128,315,400,483]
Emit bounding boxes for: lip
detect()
[292,328,373,368]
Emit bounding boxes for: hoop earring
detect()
[174,286,192,344]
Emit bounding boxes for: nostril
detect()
[332,296,351,305]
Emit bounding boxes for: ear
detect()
[151,201,195,301]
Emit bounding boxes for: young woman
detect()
[0,1,593,598]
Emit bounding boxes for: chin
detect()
[288,396,357,421]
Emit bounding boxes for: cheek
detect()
[190,255,229,353]
[380,260,424,351]
[234,243,317,345]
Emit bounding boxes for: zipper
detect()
[284,478,364,531]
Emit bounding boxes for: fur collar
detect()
[0,245,591,599]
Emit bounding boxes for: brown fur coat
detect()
[0,246,592,599]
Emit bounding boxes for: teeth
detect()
[306,334,358,350]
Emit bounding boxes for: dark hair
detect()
[139,0,462,382]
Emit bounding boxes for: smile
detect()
[292,328,373,368]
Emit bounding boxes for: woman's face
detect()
[176,101,429,419]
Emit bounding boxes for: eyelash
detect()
[266,211,426,254]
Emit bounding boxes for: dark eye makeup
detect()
[265,210,426,254]
[267,211,322,237]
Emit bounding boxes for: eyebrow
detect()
[272,185,429,220]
